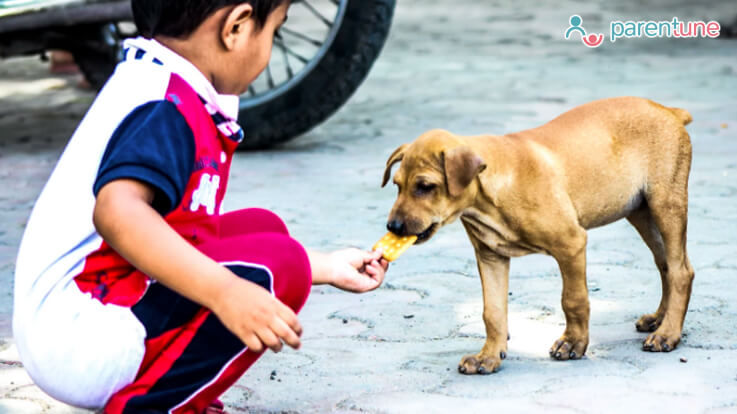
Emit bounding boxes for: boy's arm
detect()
[94,178,301,353]
[307,249,389,293]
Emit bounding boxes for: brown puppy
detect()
[382,97,694,375]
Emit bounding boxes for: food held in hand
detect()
[373,232,417,262]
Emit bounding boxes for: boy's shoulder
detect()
[79,60,192,143]
[101,60,173,106]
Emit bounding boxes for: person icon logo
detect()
[565,14,605,48]
[565,15,587,39]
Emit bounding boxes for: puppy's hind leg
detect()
[641,193,694,352]
[627,207,669,333]
[640,132,694,352]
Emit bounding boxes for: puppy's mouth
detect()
[415,223,438,244]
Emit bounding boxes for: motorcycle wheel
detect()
[237,0,396,150]
[71,22,133,90]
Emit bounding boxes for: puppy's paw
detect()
[457,350,506,375]
[549,335,588,361]
[635,313,663,333]
[643,329,680,352]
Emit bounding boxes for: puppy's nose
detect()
[387,219,406,235]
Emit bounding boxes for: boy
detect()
[12,1,389,413]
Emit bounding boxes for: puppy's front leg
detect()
[458,247,510,375]
[550,230,590,361]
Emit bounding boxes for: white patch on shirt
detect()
[190,173,220,215]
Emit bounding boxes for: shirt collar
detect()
[121,36,241,120]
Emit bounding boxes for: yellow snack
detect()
[373,232,418,262]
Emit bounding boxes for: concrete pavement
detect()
[1,0,736,412]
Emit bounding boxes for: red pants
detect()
[104,208,312,414]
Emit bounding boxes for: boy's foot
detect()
[204,399,228,414]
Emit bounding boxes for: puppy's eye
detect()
[414,182,436,195]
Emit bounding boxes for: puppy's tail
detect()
[668,107,693,126]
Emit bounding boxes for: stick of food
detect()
[373,232,418,262]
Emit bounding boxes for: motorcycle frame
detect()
[0,0,130,57]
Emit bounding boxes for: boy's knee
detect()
[258,234,311,312]
[225,208,288,235]
[249,208,289,235]
[216,232,311,312]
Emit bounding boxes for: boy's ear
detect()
[221,4,255,50]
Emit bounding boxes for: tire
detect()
[71,22,131,90]
[237,0,396,150]
[73,44,117,90]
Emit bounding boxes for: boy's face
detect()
[230,3,290,95]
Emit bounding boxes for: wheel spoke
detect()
[265,63,275,89]
[274,38,310,64]
[280,27,323,47]
[300,0,333,27]
[275,39,295,80]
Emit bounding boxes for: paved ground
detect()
[1,0,736,412]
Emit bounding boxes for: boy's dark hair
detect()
[132,0,289,39]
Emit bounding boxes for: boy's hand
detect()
[326,248,389,293]
[212,276,302,354]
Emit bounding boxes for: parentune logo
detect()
[565,14,721,48]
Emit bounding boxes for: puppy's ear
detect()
[444,146,487,197]
[382,144,409,187]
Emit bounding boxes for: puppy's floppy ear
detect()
[382,144,409,187]
[444,146,487,197]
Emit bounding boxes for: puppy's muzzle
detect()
[387,219,437,242]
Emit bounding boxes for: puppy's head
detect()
[382,130,487,244]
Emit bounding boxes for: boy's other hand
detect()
[327,248,389,293]
[212,276,302,354]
